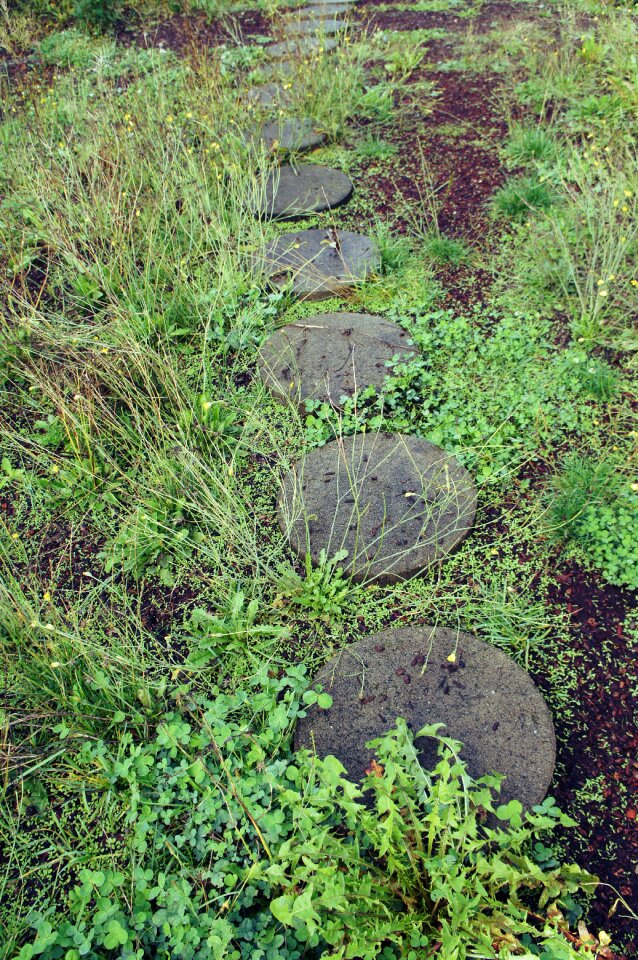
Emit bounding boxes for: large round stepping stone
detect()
[267,37,338,59]
[246,82,292,108]
[285,18,347,35]
[253,165,353,220]
[254,119,327,154]
[294,625,556,810]
[252,228,380,300]
[258,313,417,407]
[278,432,476,583]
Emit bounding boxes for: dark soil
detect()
[116,8,272,54]
[547,568,638,955]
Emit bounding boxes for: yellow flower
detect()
[613,199,620,207]
[447,652,456,663]
[598,289,608,296]
[631,279,638,287]
[624,190,632,198]
[11,533,19,540]
[43,591,51,602]
[622,205,629,212]
[51,661,61,669]
[630,482,638,491]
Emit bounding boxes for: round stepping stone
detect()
[258,312,417,407]
[267,37,338,59]
[277,432,476,583]
[253,119,327,154]
[253,164,353,220]
[285,18,347,35]
[294,626,556,810]
[252,228,381,300]
[246,82,292,108]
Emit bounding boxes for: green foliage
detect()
[13,671,598,960]
[355,137,398,161]
[423,231,470,265]
[73,0,122,30]
[578,492,638,589]
[504,126,562,168]
[305,309,593,483]
[547,455,638,588]
[276,549,356,621]
[491,176,557,222]
[185,590,288,666]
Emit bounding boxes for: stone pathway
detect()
[253,227,381,299]
[258,312,417,407]
[252,165,353,219]
[278,432,477,584]
[240,0,556,805]
[294,625,556,810]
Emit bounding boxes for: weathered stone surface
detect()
[246,82,292,108]
[278,432,476,583]
[254,119,327,154]
[252,227,381,300]
[267,36,338,58]
[285,18,347,35]
[258,312,417,406]
[253,165,353,220]
[294,625,556,810]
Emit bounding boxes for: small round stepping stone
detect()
[285,18,347,35]
[266,37,338,59]
[258,313,417,406]
[246,82,292,108]
[294,626,556,809]
[254,119,327,154]
[277,432,476,583]
[252,227,381,300]
[253,164,353,220]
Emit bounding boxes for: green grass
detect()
[0,0,637,956]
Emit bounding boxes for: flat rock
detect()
[285,18,347,35]
[253,119,327,154]
[258,312,417,406]
[246,82,292,108]
[294,625,556,810]
[252,227,380,300]
[266,36,338,59]
[253,164,353,220]
[278,432,476,583]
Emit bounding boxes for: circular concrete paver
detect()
[278,432,477,583]
[252,228,381,300]
[253,165,353,220]
[258,312,417,406]
[285,18,347,35]
[294,625,556,810]
[246,82,292,108]
[267,36,338,59]
[254,118,327,154]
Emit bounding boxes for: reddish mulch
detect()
[116,8,272,54]
[545,568,638,955]
[353,66,507,241]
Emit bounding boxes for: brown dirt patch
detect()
[117,8,272,54]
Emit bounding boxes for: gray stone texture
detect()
[255,119,327,154]
[253,165,353,220]
[294,625,556,810]
[285,18,347,35]
[258,312,417,406]
[252,228,381,300]
[278,432,477,583]
[246,82,292,108]
[267,36,338,58]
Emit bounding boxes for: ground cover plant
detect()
[0,0,637,956]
